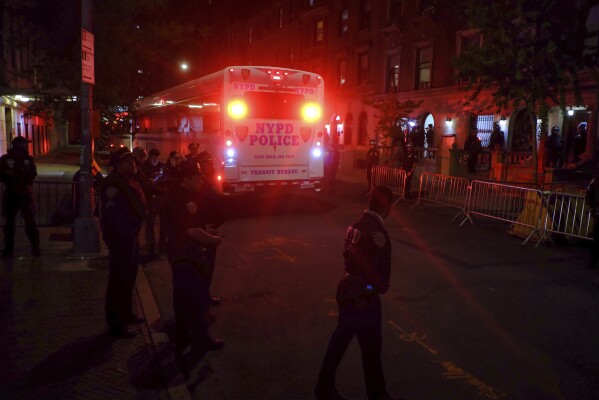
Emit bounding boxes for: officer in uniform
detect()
[186,142,201,163]
[0,136,40,257]
[163,159,224,353]
[365,139,380,190]
[141,148,166,257]
[100,147,146,338]
[197,151,225,305]
[400,143,418,198]
[315,186,402,400]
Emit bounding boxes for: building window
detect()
[457,31,482,85]
[359,0,370,30]
[415,46,432,90]
[388,0,403,23]
[339,8,349,37]
[475,114,494,147]
[315,19,324,44]
[338,58,347,86]
[357,51,369,84]
[359,112,368,145]
[386,53,400,93]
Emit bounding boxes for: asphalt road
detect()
[142,178,599,400]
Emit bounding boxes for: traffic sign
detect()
[81,29,95,84]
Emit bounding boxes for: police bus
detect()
[134,66,325,194]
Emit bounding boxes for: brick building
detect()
[191,0,598,173]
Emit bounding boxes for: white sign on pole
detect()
[81,29,95,84]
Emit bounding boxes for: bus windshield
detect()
[244,92,305,120]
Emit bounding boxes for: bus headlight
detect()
[301,103,321,122]
[227,148,235,158]
[228,100,247,120]
[312,148,322,157]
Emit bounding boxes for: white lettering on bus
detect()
[295,87,315,95]
[249,135,300,146]
[255,123,294,135]
[232,82,256,90]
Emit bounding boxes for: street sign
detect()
[81,29,95,84]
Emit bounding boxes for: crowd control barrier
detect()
[412,173,470,221]
[0,181,76,227]
[464,181,544,244]
[370,165,406,205]
[536,192,593,246]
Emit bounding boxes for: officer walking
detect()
[163,160,224,353]
[315,186,403,400]
[100,147,147,338]
[0,136,40,257]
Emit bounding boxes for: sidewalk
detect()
[0,225,174,399]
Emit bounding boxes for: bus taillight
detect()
[228,100,247,120]
[301,103,322,122]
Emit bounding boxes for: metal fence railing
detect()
[0,181,76,227]
[370,165,406,205]
[464,181,544,245]
[412,173,470,221]
[536,192,593,246]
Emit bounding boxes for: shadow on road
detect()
[224,191,338,219]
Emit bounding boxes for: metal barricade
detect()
[412,173,470,221]
[0,181,76,227]
[536,192,592,246]
[370,165,406,205]
[464,180,544,244]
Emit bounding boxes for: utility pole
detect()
[73,0,100,253]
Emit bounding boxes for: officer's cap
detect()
[552,126,560,132]
[176,159,201,179]
[197,151,214,164]
[109,147,134,166]
[188,142,200,149]
[12,136,31,145]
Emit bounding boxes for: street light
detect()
[180,63,189,71]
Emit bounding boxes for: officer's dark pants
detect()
[467,153,478,173]
[2,192,39,252]
[402,170,413,197]
[145,200,165,254]
[105,237,139,330]
[171,261,210,344]
[316,296,387,399]
[591,215,599,268]
[366,167,373,189]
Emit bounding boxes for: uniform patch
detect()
[106,187,118,198]
[186,201,198,214]
[371,231,387,248]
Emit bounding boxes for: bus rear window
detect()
[244,92,305,120]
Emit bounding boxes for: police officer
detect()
[163,160,224,353]
[100,147,146,338]
[315,186,402,400]
[400,143,418,198]
[0,136,40,257]
[197,151,225,305]
[186,142,201,163]
[464,128,482,173]
[488,123,505,151]
[545,126,563,168]
[141,148,166,257]
[365,139,380,190]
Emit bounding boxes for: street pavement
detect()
[1,147,598,399]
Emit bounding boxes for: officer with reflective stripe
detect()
[0,136,40,258]
[100,147,147,338]
[316,186,404,400]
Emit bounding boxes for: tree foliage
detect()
[363,96,422,142]
[453,0,592,180]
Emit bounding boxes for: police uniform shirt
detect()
[401,152,417,172]
[141,159,165,178]
[100,171,146,245]
[163,187,206,262]
[366,148,380,167]
[343,210,391,294]
[0,149,37,193]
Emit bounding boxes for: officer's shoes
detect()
[108,326,138,339]
[314,384,348,400]
[209,297,222,306]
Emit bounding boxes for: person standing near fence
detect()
[0,136,40,258]
[400,143,418,199]
[315,186,402,400]
[365,139,380,191]
[464,128,482,173]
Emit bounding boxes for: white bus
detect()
[134,66,325,194]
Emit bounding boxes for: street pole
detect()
[73,0,100,253]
